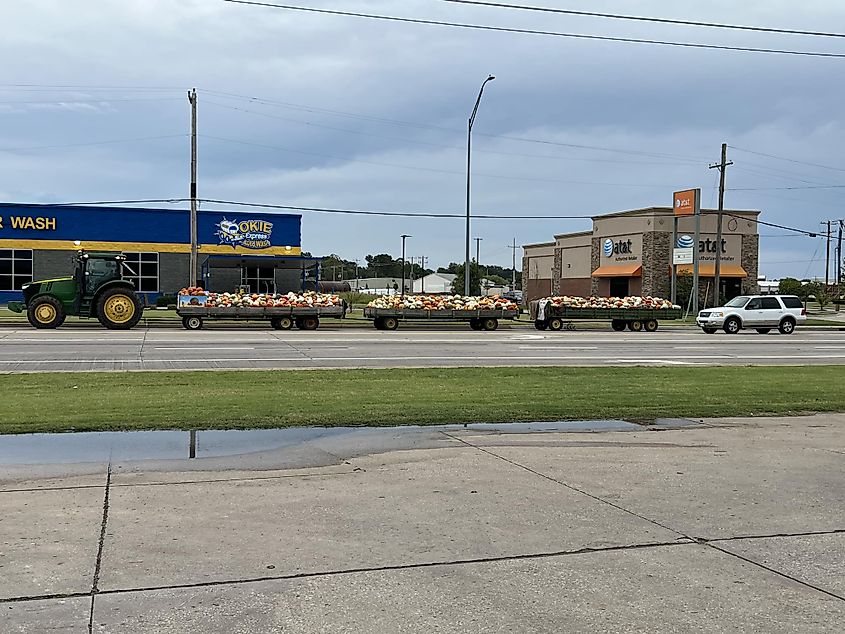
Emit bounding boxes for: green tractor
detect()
[7,251,143,330]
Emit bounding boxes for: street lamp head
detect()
[487,75,495,82]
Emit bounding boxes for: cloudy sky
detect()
[1,0,844,278]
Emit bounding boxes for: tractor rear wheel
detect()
[97,288,143,330]
[27,296,65,329]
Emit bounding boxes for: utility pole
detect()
[837,220,843,312]
[354,259,360,290]
[509,238,518,291]
[188,88,198,287]
[473,237,483,296]
[400,234,411,298]
[709,143,732,307]
[420,256,428,293]
[825,221,832,288]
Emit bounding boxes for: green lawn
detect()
[2,366,843,434]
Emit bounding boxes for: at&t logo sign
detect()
[603,238,613,257]
[677,234,695,249]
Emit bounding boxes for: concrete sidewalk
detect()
[1,416,843,633]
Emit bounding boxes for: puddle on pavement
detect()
[0,419,667,465]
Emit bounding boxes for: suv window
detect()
[781,296,803,309]
[725,296,749,308]
[746,298,762,310]
[761,297,781,309]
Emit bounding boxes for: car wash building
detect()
[0,203,319,303]
[523,206,760,303]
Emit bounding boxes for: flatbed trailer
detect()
[363,307,519,331]
[529,300,682,332]
[176,305,345,330]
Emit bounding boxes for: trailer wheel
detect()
[469,318,483,330]
[182,315,203,330]
[628,320,643,332]
[534,320,548,330]
[482,318,499,331]
[297,316,320,330]
[547,318,564,331]
[611,319,626,332]
[644,319,659,332]
[271,316,293,330]
[382,317,399,331]
[27,296,65,329]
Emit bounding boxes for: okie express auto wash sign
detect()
[0,204,301,255]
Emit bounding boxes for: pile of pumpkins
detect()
[178,288,343,309]
[541,295,680,310]
[368,294,518,311]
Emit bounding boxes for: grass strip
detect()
[2,366,843,434]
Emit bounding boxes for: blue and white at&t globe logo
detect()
[603,238,614,257]
[677,234,695,249]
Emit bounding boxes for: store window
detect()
[242,265,275,294]
[0,249,33,291]
[121,252,159,293]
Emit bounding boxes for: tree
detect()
[778,277,802,296]
[676,272,694,310]
[450,262,482,295]
[803,281,832,309]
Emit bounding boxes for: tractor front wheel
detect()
[97,288,142,330]
[27,296,65,329]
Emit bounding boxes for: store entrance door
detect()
[609,277,629,297]
[721,278,742,302]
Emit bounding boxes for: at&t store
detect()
[522,206,760,304]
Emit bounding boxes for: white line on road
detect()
[518,346,599,350]
[153,346,257,350]
[611,359,699,365]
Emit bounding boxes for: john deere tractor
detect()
[7,251,143,330]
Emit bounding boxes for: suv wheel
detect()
[778,318,796,335]
[723,317,741,334]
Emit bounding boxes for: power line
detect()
[221,0,845,58]
[0,134,187,153]
[731,184,845,191]
[730,146,845,173]
[203,98,693,167]
[202,89,708,163]
[199,133,683,188]
[437,0,845,39]
[27,198,823,237]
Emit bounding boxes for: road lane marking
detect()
[518,346,598,350]
[153,346,257,351]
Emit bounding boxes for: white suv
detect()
[697,295,806,335]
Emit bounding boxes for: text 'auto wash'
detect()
[0,203,328,304]
[522,206,759,303]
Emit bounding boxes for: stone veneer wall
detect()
[641,231,671,298]
[552,248,562,295]
[741,234,760,295]
[589,238,600,295]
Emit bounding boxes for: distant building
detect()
[412,273,456,294]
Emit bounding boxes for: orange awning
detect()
[591,264,642,277]
[675,264,747,278]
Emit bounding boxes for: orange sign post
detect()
[672,188,702,315]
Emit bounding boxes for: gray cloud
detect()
[0,0,843,277]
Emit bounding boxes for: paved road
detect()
[1,415,843,632]
[0,325,844,371]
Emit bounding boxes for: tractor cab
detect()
[9,250,143,330]
[76,251,126,296]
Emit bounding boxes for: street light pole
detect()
[474,237,483,296]
[400,234,411,298]
[465,74,495,296]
